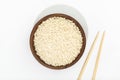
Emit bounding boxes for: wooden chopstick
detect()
[92,31,105,80]
[77,32,99,80]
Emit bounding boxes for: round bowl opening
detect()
[30,13,86,69]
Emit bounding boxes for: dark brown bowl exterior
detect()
[30,13,86,69]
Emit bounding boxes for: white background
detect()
[0,0,120,80]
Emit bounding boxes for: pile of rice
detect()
[34,17,83,66]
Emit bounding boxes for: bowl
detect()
[30,13,86,69]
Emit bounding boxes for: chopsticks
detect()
[92,31,105,80]
[77,32,99,80]
[77,31,105,80]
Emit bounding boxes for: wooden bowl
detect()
[30,13,86,69]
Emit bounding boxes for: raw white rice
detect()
[34,17,83,66]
